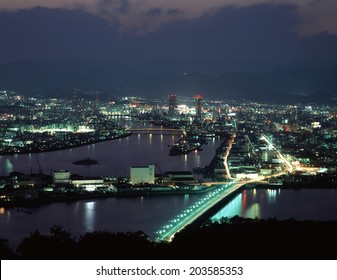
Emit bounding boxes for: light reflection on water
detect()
[74,201,80,214]
[1,189,337,248]
[5,159,13,174]
[267,189,277,203]
[246,203,260,218]
[184,154,188,166]
[211,188,337,222]
[211,193,243,221]
[84,201,96,232]
[0,134,218,177]
[0,194,204,247]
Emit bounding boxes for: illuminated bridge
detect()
[155,134,239,242]
[155,180,248,242]
[155,134,294,242]
[126,127,184,134]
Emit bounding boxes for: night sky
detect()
[1,0,337,64]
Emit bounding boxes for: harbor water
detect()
[1,134,337,247]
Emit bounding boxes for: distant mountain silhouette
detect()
[1,58,337,104]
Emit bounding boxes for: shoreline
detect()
[2,182,337,209]
[0,132,131,156]
[0,186,214,208]
[248,182,337,189]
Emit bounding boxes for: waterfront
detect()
[0,194,203,247]
[2,188,337,248]
[0,133,218,247]
[0,133,219,177]
[2,134,337,249]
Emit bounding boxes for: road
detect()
[155,180,248,242]
[260,135,293,172]
[156,134,294,242]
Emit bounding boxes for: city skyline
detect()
[2,0,337,262]
[2,91,337,260]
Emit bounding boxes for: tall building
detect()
[194,94,203,120]
[168,94,177,116]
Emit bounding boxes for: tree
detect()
[17,226,76,259]
[0,238,16,259]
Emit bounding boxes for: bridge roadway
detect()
[155,134,295,242]
[155,179,250,242]
[126,127,184,133]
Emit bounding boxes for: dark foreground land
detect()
[2,217,337,260]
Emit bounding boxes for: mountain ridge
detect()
[1,58,337,104]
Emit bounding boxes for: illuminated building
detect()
[165,171,196,185]
[53,170,70,185]
[311,122,321,129]
[168,94,177,116]
[195,94,203,120]
[71,177,104,191]
[130,165,155,185]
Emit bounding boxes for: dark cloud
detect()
[146,8,162,18]
[0,4,336,63]
[118,0,129,13]
[166,8,184,16]
[2,1,337,36]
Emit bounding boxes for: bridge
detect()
[155,133,245,242]
[155,180,249,242]
[155,134,294,242]
[126,127,184,134]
